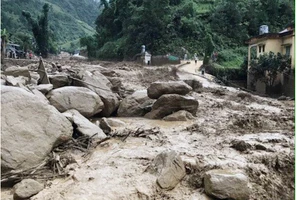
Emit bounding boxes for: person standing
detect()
[194,53,198,65]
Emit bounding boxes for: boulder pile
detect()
[145,81,199,119]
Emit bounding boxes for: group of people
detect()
[6,50,33,59]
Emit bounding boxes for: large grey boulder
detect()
[28,88,50,104]
[5,76,28,86]
[204,169,250,200]
[3,66,31,84]
[36,84,53,94]
[13,179,44,200]
[147,150,186,190]
[49,74,69,89]
[1,78,6,85]
[47,86,104,117]
[73,70,119,117]
[145,94,199,119]
[183,79,203,93]
[163,110,195,121]
[63,109,106,139]
[108,77,122,94]
[118,90,154,117]
[1,86,73,173]
[147,81,192,99]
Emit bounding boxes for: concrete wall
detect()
[282,36,295,68]
[282,72,295,97]
[151,56,180,66]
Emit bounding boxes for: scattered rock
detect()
[103,118,126,127]
[37,59,50,84]
[99,118,112,134]
[36,84,53,94]
[237,92,252,100]
[47,86,104,117]
[278,95,287,101]
[255,144,267,150]
[73,70,119,116]
[147,81,192,99]
[3,66,31,84]
[29,72,40,85]
[49,74,70,88]
[117,90,155,117]
[1,86,73,173]
[211,89,226,96]
[147,150,186,190]
[5,75,28,86]
[145,94,199,119]
[100,69,118,77]
[204,169,250,200]
[1,78,6,85]
[108,77,122,93]
[13,179,44,200]
[231,140,252,152]
[99,118,125,134]
[183,79,203,93]
[63,109,106,139]
[163,110,195,121]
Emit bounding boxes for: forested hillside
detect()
[1,0,100,52]
[82,0,294,65]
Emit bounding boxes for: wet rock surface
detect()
[163,110,195,121]
[47,86,104,117]
[63,109,106,139]
[1,86,73,172]
[145,94,199,119]
[146,150,186,190]
[73,70,119,117]
[204,169,250,200]
[147,81,192,99]
[117,90,154,117]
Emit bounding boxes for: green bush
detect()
[96,39,125,60]
[206,63,247,81]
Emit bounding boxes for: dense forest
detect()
[1,0,100,52]
[80,0,294,77]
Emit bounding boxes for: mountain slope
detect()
[1,0,100,47]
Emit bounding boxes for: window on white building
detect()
[286,46,291,56]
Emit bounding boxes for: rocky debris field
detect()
[1,58,295,200]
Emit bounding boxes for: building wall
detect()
[282,35,295,68]
[263,39,282,55]
[151,56,180,66]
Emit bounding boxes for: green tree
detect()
[80,35,97,58]
[249,52,291,87]
[1,29,8,64]
[22,3,50,58]
[203,33,214,66]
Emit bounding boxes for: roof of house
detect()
[246,24,294,45]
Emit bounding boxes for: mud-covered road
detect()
[1,58,295,200]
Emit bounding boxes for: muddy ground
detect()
[1,57,295,200]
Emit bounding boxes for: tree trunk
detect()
[1,37,6,64]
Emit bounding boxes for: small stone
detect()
[255,144,267,150]
[231,140,252,152]
[36,84,53,94]
[13,179,44,200]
